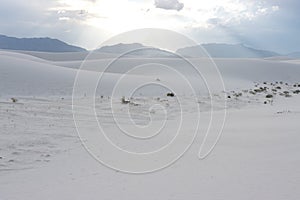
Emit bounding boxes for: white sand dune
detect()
[18,50,121,61]
[0,53,76,96]
[1,51,300,96]
[0,51,300,200]
[0,50,50,63]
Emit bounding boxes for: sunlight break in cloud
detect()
[51,0,280,33]
[44,0,281,49]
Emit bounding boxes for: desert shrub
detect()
[234,93,242,97]
[249,91,256,95]
[254,88,263,93]
[283,91,289,95]
[121,96,130,104]
[266,94,273,98]
[11,98,17,103]
[167,92,175,97]
[293,90,300,94]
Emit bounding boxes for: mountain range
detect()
[0,34,299,58]
[96,43,177,58]
[0,34,86,52]
[176,43,280,58]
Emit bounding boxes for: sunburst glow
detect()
[51,0,278,35]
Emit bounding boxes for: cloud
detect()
[204,2,280,27]
[272,6,279,11]
[56,9,93,22]
[154,0,184,11]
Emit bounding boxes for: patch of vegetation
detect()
[167,92,175,97]
[121,96,130,104]
[233,92,242,97]
[249,90,256,95]
[293,90,300,94]
[266,94,273,98]
[11,97,17,103]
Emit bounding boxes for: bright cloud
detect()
[154,0,184,11]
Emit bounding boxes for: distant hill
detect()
[0,34,86,52]
[286,52,300,59]
[96,43,177,58]
[177,43,280,58]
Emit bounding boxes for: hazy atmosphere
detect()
[1,0,300,53]
[0,1,299,200]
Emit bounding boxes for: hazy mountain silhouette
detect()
[0,34,86,52]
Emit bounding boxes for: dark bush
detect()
[293,90,300,94]
[167,92,175,97]
[283,91,289,95]
[11,98,17,103]
[266,94,273,98]
[121,96,130,104]
[254,88,263,93]
[249,91,256,95]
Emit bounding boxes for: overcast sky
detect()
[0,0,299,53]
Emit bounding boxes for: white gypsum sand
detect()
[0,51,299,200]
